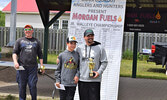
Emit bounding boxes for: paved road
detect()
[1,71,167,100]
[118,77,167,100]
[0,70,59,99]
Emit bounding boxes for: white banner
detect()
[69,0,126,100]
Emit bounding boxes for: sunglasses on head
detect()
[24,28,32,31]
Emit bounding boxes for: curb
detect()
[0,93,59,100]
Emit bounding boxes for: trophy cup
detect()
[88,58,95,77]
[38,65,45,75]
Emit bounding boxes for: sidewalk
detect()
[1,73,167,100]
[0,72,59,100]
[118,77,167,100]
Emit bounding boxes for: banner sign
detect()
[69,0,126,100]
[124,8,167,33]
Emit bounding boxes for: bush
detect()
[122,50,149,61]
[0,47,1,52]
[122,50,133,60]
[138,53,149,61]
[0,11,5,26]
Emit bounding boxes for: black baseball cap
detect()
[84,29,94,37]
[67,36,78,43]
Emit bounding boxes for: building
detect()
[2,0,70,29]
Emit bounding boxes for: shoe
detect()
[166,70,167,75]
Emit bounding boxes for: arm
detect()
[37,40,45,73]
[55,55,62,88]
[12,53,19,69]
[37,40,43,60]
[75,53,80,78]
[40,59,43,66]
[12,39,20,69]
[56,56,59,64]
[39,59,45,74]
[74,54,80,83]
[97,47,108,75]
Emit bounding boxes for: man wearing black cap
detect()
[76,29,108,100]
[12,25,44,100]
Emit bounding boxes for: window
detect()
[62,20,68,29]
[53,20,59,29]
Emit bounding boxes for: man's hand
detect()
[14,62,19,69]
[56,82,60,88]
[40,65,45,74]
[40,69,45,74]
[13,54,19,69]
[73,76,79,84]
[93,71,99,78]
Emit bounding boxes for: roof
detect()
[2,0,70,13]
[2,0,38,12]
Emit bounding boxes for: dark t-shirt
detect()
[13,37,43,67]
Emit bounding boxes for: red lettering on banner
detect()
[72,13,98,21]
[99,14,117,21]
[140,13,154,19]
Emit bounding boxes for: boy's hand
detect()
[56,82,60,88]
[56,57,59,64]
[73,76,79,84]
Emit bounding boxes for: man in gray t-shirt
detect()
[12,25,44,100]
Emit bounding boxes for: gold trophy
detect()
[88,58,95,77]
[38,65,45,75]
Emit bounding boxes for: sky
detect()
[0,0,11,11]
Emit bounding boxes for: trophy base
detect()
[89,72,95,77]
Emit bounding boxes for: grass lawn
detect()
[47,54,58,64]
[46,54,167,80]
[120,59,167,80]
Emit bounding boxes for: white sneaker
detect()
[166,70,167,75]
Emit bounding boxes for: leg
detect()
[165,65,167,75]
[27,66,38,100]
[89,82,101,100]
[66,87,76,100]
[59,89,67,100]
[78,81,89,100]
[16,70,28,100]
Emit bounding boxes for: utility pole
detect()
[7,0,17,46]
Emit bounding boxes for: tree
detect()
[0,11,5,26]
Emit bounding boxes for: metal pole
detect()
[132,32,138,78]
[43,26,49,64]
[43,11,64,64]
[8,0,17,46]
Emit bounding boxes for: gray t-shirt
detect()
[55,50,80,86]
[13,37,43,67]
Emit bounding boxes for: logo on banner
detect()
[155,11,161,20]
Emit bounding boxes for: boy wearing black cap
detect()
[76,29,108,100]
[55,36,80,100]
